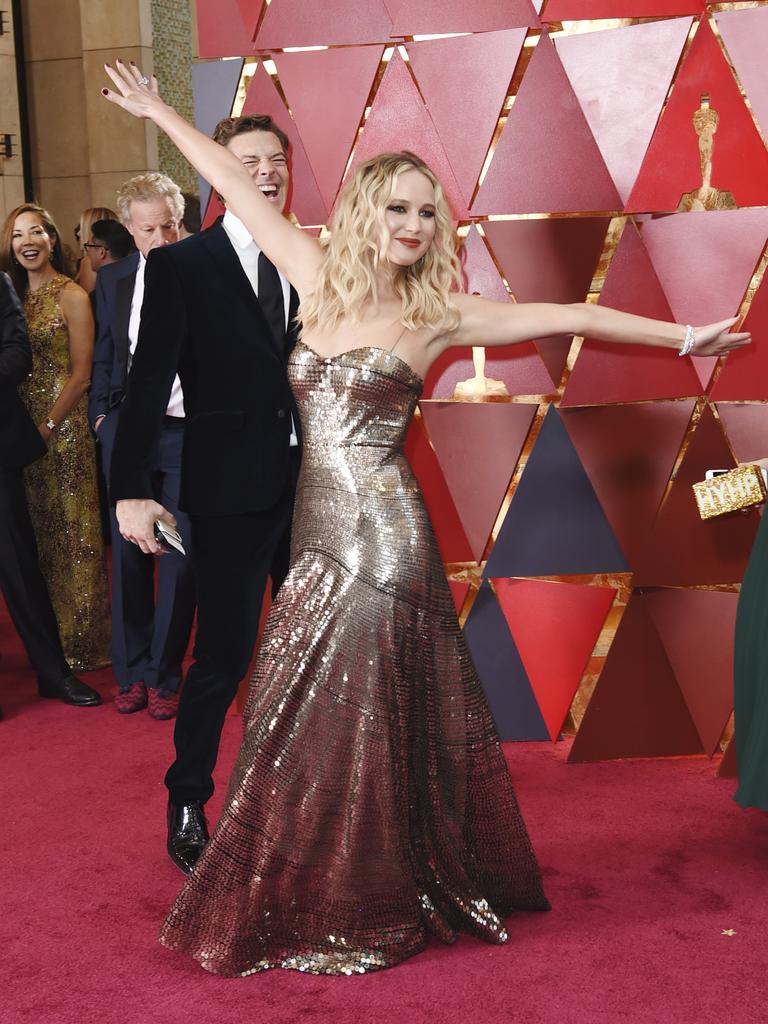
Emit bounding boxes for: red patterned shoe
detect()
[148,688,179,720]
[115,682,148,714]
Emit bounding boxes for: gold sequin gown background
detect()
[160,342,548,975]
[21,274,111,671]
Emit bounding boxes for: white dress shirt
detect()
[128,252,185,418]
[222,209,297,445]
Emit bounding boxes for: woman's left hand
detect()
[690,317,751,357]
[38,423,53,444]
[102,60,166,121]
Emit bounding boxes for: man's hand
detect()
[116,498,175,555]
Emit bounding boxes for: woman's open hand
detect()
[102,60,166,120]
[690,317,751,357]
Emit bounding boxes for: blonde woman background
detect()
[102,62,749,977]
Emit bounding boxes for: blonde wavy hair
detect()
[300,152,462,335]
[115,172,184,225]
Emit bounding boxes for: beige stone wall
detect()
[0,5,26,227]
[21,0,161,253]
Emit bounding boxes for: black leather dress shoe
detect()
[37,674,102,706]
[167,801,209,875]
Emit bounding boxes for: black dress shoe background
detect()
[167,801,209,875]
[37,674,102,706]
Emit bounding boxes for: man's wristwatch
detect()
[45,418,56,431]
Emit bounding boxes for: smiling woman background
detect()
[0,203,110,672]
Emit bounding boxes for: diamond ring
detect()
[137,75,150,86]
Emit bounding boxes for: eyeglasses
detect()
[83,242,106,251]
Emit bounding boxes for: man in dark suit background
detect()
[89,173,195,721]
[109,115,301,873]
[0,272,101,711]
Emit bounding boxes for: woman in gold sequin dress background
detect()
[104,64,750,977]
[1,204,110,672]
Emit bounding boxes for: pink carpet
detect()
[2,600,767,1024]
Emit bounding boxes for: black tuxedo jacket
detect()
[88,251,140,425]
[0,273,46,469]
[109,220,300,517]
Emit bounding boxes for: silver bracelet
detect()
[678,324,695,357]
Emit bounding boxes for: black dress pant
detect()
[0,465,71,684]
[165,450,299,805]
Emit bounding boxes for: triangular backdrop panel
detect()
[473,34,621,216]
[561,401,695,570]
[236,0,264,40]
[256,0,392,47]
[639,209,768,391]
[633,404,760,587]
[420,402,537,562]
[462,584,550,741]
[715,404,768,464]
[543,0,703,18]
[201,191,226,231]
[274,47,383,212]
[718,736,737,779]
[484,406,629,578]
[241,64,327,226]
[716,7,768,143]
[483,217,610,387]
[709,273,768,402]
[562,221,703,406]
[406,30,527,207]
[555,19,692,203]
[195,0,254,57]
[493,578,616,742]
[403,416,473,563]
[348,51,468,219]
[626,21,768,213]
[644,588,738,756]
[449,581,470,616]
[425,227,552,398]
[191,59,244,214]
[392,0,539,34]
[569,595,704,762]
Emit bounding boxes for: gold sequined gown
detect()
[159,342,548,975]
[21,274,111,671]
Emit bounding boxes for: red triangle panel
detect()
[626,21,768,213]
[633,404,760,587]
[201,191,225,231]
[715,404,768,464]
[392,0,538,34]
[562,222,703,406]
[404,415,472,563]
[256,0,392,47]
[717,8,768,144]
[420,402,536,562]
[483,217,610,386]
[348,51,468,219]
[236,0,263,41]
[473,34,621,215]
[644,588,738,756]
[561,401,695,570]
[639,209,768,391]
[461,226,511,305]
[195,0,254,57]
[569,596,704,763]
[406,30,526,206]
[543,0,703,18]
[718,736,737,779]
[555,18,692,203]
[274,47,383,212]
[710,274,768,402]
[241,64,327,226]
[449,581,470,616]
[493,578,616,742]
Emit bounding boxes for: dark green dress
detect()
[734,506,768,809]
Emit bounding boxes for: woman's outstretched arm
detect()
[102,61,322,291]
[448,295,750,358]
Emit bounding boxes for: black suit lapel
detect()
[201,221,286,362]
[113,258,138,379]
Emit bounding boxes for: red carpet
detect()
[2,602,768,1024]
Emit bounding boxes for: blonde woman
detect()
[103,63,749,977]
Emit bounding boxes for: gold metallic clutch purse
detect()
[692,465,767,520]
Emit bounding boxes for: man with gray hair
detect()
[89,172,195,720]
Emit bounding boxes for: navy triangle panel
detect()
[484,406,629,578]
[463,584,550,741]
[192,59,245,213]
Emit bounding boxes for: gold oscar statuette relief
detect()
[453,346,510,400]
[677,93,737,212]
